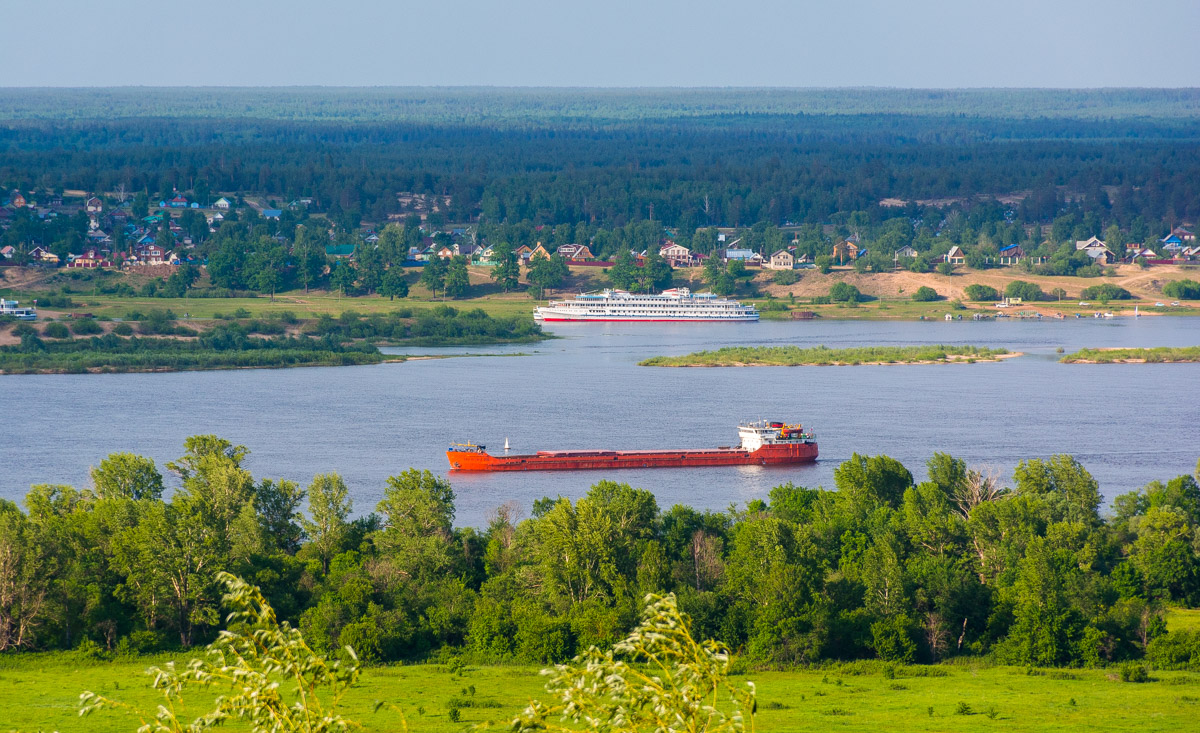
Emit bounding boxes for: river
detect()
[2,316,1198,525]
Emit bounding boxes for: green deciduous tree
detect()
[302,474,352,575]
[91,453,164,501]
[489,241,521,292]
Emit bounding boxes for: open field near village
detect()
[4,654,1200,733]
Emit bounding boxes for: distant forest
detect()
[2,88,1199,231]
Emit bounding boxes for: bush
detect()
[1080,283,1132,301]
[12,322,38,338]
[772,269,799,286]
[42,322,70,339]
[912,286,940,302]
[964,284,1000,301]
[829,282,862,302]
[1147,630,1200,670]
[112,322,134,336]
[1120,663,1150,683]
[70,318,103,335]
[1005,280,1044,302]
[815,255,833,274]
[1163,279,1200,299]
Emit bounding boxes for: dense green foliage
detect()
[1079,284,1133,301]
[1061,346,1200,364]
[5,438,1198,673]
[306,306,542,346]
[964,284,1000,301]
[640,344,1009,367]
[0,324,384,373]
[1162,280,1200,300]
[829,282,863,303]
[0,308,542,372]
[1004,281,1045,302]
[911,286,940,302]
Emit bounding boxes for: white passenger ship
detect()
[534,288,758,322]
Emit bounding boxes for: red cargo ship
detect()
[446,420,817,472]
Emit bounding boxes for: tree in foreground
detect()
[80,571,363,732]
[505,592,756,733]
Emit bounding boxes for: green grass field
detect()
[4,654,1199,732]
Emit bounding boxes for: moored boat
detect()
[447,420,817,471]
[534,288,758,322]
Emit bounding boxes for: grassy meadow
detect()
[5,654,1200,732]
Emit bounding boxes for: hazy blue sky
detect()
[3,0,1197,87]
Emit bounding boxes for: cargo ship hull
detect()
[447,442,817,472]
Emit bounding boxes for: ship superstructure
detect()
[0,299,37,320]
[447,420,816,472]
[534,288,758,322]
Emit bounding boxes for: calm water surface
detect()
[2,316,1198,525]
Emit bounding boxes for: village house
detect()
[1127,247,1158,264]
[832,240,859,263]
[528,243,551,261]
[1,245,14,259]
[67,248,109,269]
[261,209,282,220]
[765,249,795,270]
[555,243,595,261]
[10,192,27,208]
[1075,236,1109,252]
[213,197,232,210]
[85,196,103,214]
[893,245,918,264]
[724,248,762,265]
[658,241,695,267]
[1170,225,1195,242]
[28,246,59,265]
[944,245,966,265]
[996,244,1025,266]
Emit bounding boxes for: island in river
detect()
[1060,346,1200,364]
[640,344,1016,367]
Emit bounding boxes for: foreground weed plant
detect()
[79,571,364,732]
[506,592,756,733]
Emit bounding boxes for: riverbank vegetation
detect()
[3,437,1200,680]
[0,307,542,373]
[1061,346,1200,364]
[640,344,1012,367]
[0,324,387,374]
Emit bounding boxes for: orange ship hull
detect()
[447,442,817,472]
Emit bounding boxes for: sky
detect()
[3,0,1198,88]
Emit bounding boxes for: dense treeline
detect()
[4,87,1200,122]
[4,91,1200,231]
[3,438,1199,671]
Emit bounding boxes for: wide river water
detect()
[2,316,1198,526]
